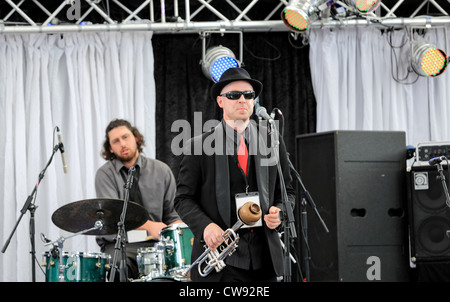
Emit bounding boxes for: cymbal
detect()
[51,198,149,235]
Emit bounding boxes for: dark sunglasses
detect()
[220,90,255,100]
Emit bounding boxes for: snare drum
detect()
[136,244,165,278]
[159,223,194,276]
[42,251,110,282]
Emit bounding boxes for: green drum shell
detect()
[42,251,110,282]
[159,223,194,276]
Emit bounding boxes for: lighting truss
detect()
[1,0,450,34]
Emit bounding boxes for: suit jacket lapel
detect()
[214,122,231,227]
[249,122,270,213]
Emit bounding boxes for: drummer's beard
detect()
[115,147,138,165]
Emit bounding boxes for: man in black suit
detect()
[174,68,296,282]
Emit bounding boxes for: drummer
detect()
[95,119,182,281]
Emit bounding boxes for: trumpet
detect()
[181,202,262,278]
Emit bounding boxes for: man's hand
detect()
[203,223,224,251]
[264,206,281,229]
[137,220,168,239]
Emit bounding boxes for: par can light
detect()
[411,41,448,77]
[202,46,240,82]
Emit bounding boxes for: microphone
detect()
[429,156,446,166]
[271,108,282,119]
[254,101,274,123]
[57,127,68,173]
[271,108,284,136]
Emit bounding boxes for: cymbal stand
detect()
[109,166,135,282]
[45,221,104,282]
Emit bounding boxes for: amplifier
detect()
[415,141,450,165]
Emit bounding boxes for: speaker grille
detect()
[409,165,450,261]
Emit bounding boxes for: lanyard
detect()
[233,152,249,195]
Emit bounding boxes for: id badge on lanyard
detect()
[235,192,262,228]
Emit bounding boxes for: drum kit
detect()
[41,198,193,282]
[135,223,194,282]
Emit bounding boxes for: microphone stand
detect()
[109,166,135,282]
[266,120,297,282]
[287,157,329,282]
[267,107,328,281]
[435,162,450,208]
[432,160,450,239]
[2,142,61,282]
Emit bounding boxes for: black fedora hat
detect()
[210,68,263,100]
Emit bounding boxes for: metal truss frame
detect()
[0,0,450,34]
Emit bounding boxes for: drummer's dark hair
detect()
[101,119,145,160]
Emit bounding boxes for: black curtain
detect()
[152,31,316,177]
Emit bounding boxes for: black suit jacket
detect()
[174,120,295,281]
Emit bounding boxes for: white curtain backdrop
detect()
[2,25,449,283]
[0,31,155,282]
[309,26,450,148]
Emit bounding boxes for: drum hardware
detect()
[43,220,104,282]
[164,239,175,256]
[181,202,261,278]
[136,245,165,279]
[51,198,149,236]
[44,193,149,282]
[41,247,58,268]
[135,275,182,282]
[132,223,196,281]
[158,223,194,277]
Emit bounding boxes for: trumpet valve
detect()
[214,259,226,272]
[207,249,225,272]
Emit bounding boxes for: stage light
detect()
[281,0,319,32]
[341,0,381,13]
[281,0,337,32]
[202,46,240,82]
[200,31,243,82]
[410,41,448,77]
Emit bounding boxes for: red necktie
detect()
[238,134,248,176]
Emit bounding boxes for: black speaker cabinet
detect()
[296,130,410,282]
[408,165,450,262]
